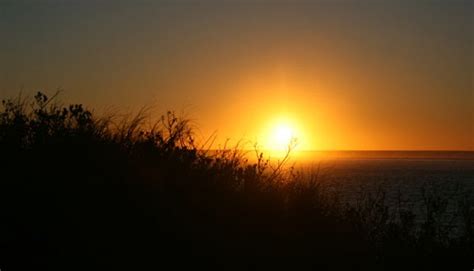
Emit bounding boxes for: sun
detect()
[273,124,294,148]
[264,119,299,152]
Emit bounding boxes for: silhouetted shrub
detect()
[0,92,471,271]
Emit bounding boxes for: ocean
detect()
[287,151,474,230]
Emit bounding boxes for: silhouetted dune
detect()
[0,93,472,270]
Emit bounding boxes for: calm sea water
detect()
[287,151,474,229]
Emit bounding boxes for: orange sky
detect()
[1,1,472,150]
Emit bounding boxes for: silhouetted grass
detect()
[0,92,472,270]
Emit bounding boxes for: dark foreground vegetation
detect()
[0,92,472,270]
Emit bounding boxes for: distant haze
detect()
[1,0,472,150]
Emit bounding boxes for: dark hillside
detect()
[0,93,472,270]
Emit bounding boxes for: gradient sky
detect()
[1,0,472,150]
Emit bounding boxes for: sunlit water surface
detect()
[264,151,474,229]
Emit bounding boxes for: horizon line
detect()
[207,149,474,152]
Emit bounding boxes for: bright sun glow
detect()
[263,118,300,152]
[272,124,294,148]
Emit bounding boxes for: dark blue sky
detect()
[0,0,472,150]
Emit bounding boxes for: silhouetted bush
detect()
[0,92,472,270]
